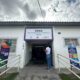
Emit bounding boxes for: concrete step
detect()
[15,65,61,80]
[15,74,61,80]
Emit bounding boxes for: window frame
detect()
[64,38,79,46]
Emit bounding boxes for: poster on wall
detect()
[68,44,80,68]
[0,39,11,67]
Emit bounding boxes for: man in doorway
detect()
[45,46,52,69]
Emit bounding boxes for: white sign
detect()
[25,28,52,40]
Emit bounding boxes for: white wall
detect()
[53,27,80,68]
[24,42,32,65]
[0,27,25,68]
[1,26,80,69]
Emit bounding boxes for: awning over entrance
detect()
[26,40,52,45]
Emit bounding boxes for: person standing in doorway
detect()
[45,46,52,69]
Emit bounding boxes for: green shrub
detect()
[59,74,80,80]
[0,73,18,80]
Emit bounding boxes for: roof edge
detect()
[0,21,80,26]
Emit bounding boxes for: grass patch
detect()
[0,72,18,80]
[59,74,80,80]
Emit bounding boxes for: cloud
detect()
[0,0,80,21]
[67,0,76,4]
[0,0,21,16]
[0,0,47,20]
[22,1,46,20]
[66,0,77,7]
[39,0,52,7]
[22,3,37,20]
[27,11,37,19]
[41,9,46,17]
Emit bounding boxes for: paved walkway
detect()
[15,65,61,80]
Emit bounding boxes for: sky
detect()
[0,0,80,21]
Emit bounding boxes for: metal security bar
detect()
[57,54,80,79]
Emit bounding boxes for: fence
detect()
[57,54,80,79]
[0,55,20,76]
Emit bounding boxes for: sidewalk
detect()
[15,65,61,80]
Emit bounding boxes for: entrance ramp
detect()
[15,65,61,80]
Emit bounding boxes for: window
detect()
[0,39,17,52]
[64,38,79,46]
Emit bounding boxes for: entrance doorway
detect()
[31,45,46,64]
[28,41,53,65]
[25,40,53,66]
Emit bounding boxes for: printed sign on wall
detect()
[25,28,52,40]
[68,44,80,68]
[0,39,11,67]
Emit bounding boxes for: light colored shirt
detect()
[46,47,51,55]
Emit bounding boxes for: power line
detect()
[36,0,44,18]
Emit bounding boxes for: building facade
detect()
[0,22,80,69]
